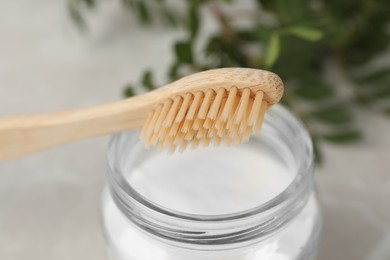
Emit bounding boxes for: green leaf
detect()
[174,41,193,64]
[373,86,390,99]
[312,138,323,165]
[359,68,390,84]
[295,84,334,100]
[141,70,155,91]
[260,0,309,23]
[68,2,87,31]
[187,2,200,40]
[162,8,178,27]
[168,63,180,80]
[312,106,353,124]
[284,26,324,42]
[354,95,372,105]
[122,0,136,8]
[205,36,222,56]
[384,107,390,115]
[264,33,281,68]
[123,85,136,97]
[84,0,96,8]
[255,25,273,42]
[237,30,259,42]
[323,130,361,143]
[137,1,150,24]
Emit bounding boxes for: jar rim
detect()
[106,104,314,245]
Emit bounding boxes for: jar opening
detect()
[107,105,314,245]
[123,138,296,216]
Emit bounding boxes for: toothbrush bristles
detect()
[140,88,268,152]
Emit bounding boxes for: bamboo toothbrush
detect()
[0,68,283,162]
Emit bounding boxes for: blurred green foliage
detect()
[70,0,390,163]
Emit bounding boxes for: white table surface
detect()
[0,1,389,260]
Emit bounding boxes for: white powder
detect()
[102,191,318,260]
[127,144,294,215]
[102,142,320,260]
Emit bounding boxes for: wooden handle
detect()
[0,97,152,162]
[0,68,284,162]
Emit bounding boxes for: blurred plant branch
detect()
[69,0,390,163]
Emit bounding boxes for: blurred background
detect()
[0,0,389,259]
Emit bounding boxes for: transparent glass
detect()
[101,105,322,260]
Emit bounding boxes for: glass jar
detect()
[101,104,322,260]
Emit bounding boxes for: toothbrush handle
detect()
[0,98,150,162]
